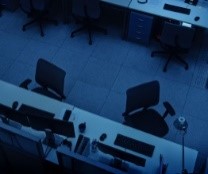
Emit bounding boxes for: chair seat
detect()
[124,109,169,137]
[32,87,62,101]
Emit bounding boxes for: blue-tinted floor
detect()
[0,8,208,158]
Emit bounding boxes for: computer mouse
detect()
[194,16,200,21]
[12,101,18,110]
[100,133,107,141]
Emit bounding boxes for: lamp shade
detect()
[173,117,188,131]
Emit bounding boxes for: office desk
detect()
[0,80,198,173]
[129,0,208,29]
[100,0,131,38]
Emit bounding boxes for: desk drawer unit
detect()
[128,11,153,44]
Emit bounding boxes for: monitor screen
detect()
[0,122,45,172]
[0,103,30,127]
[0,103,75,137]
[56,149,128,174]
[0,122,44,157]
[28,114,75,138]
[18,104,55,119]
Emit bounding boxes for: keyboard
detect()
[18,104,55,119]
[163,3,191,15]
[114,134,155,157]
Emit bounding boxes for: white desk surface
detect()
[0,80,74,119]
[129,0,208,29]
[0,80,198,174]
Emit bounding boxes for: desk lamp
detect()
[173,117,188,174]
[185,0,198,5]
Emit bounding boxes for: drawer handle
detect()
[136,31,143,34]
[137,18,144,22]
[137,25,143,28]
[135,20,144,24]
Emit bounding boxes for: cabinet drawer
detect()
[128,11,153,44]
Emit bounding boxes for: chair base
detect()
[22,12,58,37]
[151,50,188,72]
[71,21,107,45]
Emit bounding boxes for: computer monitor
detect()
[28,114,75,138]
[97,142,146,167]
[56,149,128,174]
[52,118,75,138]
[0,122,45,172]
[0,103,75,137]
[0,103,30,127]
[18,104,55,119]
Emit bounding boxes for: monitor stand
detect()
[43,129,64,148]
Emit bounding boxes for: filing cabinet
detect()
[128,11,153,44]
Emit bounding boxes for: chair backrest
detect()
[19,0,31,12]
[32,0,49,10]
[160,21,195,49]
[123,81,160,116]
[35,58,66,99]
[19,0,49,12]
[72,0,100,19]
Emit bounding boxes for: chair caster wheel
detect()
[89,41,92,45]
[151,53,154,57]
[71,33,74,38]
[185,66,188,70]
[22,27,26,31]
[41,33,44,37]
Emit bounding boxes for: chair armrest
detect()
[19,79,32,89]
[162,101,175,118]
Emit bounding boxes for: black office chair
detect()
[19,0,58,37]
[0,0,5,17]
[70,0,107,45]
[20,58,66,101]
[122,80,175,137]
[151,21,195,72]
[0,6,2,17]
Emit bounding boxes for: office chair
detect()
[151,21,195,72]
[122,80,175,137]
[0,6,2,17]
[70,0,107,45]
[20,58,66,101]
[19,0,58,37]
[0,1,4,17]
